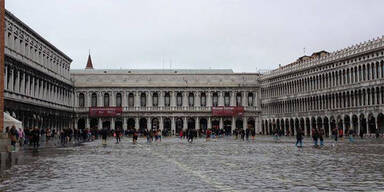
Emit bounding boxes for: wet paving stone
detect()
[0,136,384,192]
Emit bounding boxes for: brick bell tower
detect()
[85,53,94,70]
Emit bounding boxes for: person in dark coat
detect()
[100,128,108,146]
[296,129,304,148]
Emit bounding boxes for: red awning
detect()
[211,106,244,117]
[89,107,123,117]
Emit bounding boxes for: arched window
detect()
[236,92,242,106]
[79,93,85,107]
[176,92,182,107]
[212,92,218,107]
[153,92,158,107]
[140,92,146,107]
[164,92,170,107]
[248,92,254,106]
[128,93,134,107]
[91,93,97,107]
[116,93,122,107]
[188,93,194,107]
[224,92,230,106]
[200,92,206,107]
[104,93,110,107]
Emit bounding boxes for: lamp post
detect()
[0,0,4,134]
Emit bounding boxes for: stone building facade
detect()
[3,10,73,130]
[260,37,384,137]
[71,68,261,135]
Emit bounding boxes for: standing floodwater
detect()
[1,137,384,192]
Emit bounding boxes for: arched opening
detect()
[337,116,343,137]
[140,93,146,107]
[139,118,147,133]
[311,117,317,132]
[91,93,98,107]
[236,92,242,106]
[344,115,351,134]
[104,93,110,107]
[187,118,195,129]
[223,119,232,135]
[200,118,207,134]
[368,114,376,134]
[305,118,310,136]
[287,119,291,136]
[164,92,170,107]
[163,118,171,136]
[236,118,243,130]
[247,118,255,132]
[200,93,206,106]
[360,114,367,135]
[152,92,158,107]
[352,115,358,135]
[248,92,254,106]
[224,92,230,106]
[280,119,285,136]
[151,118,159,130]
[290,119,295,136]
[188,93,194,107]
[176,92,183,107]
[127,118,135,131]
[116,93,122,107]
[79,93,85,107]
[175,118,183,134]
[377,113,384,135]
[294,118,299,136]
[323,117,329,137]
[128,93,134,107]
[212,119,220,133]
[102,120,111,130]
[77,118,85,130]
[90,118,98,130]
[212,92,218,107]
[115,118,123,130]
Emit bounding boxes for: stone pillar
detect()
[207,92,212,107]
[9,69,14,92]
[242,91,248,107]
[134,91,140,108]
[243,116,247,130]
[147,91,152,107]
[171,91,176,107]
[366,118,370,135]
[147,117,151,130]
[171,117,176,134]
[328,118,332,137]
[208,117,212,129]
[232,116,236,131]
[309,118,313,136]
[183,92,188,107]
[110,91,115,107]
[194,92,200,107]
[15,70,20,93]
[122,92,127,107]
[21,72,25,94]
[159,117,164,131]
[111,118,115,130]
[123,117,127,130]
[86,117,90,129]
[183,117,188,130]
[230,92,236,106]
[357,116,361,135]
[195,117,200,130]
[135,117,139,130]
[4,66,7,90]
[98,118,102,130]
[219,117,223,130]
[218,91,224,106]
[159,91,164,107]
[98,92,103,107]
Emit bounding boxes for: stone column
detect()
[194,92,200,107]
[328,118,332,137]
[183,117,188,130]
[15,70,20,93]
[219,117,223,130]
[111,91,115,107]
[21,72,25,94]
[230,92,236,106]
[147,117,151,130]
[195,117,200,130]
[86,117,90,129]
[123,117,127,130]
[183,92,188,107]
[232,116,236,131]
[134,91,140,108]
[111,117,115,130]
[242,91,248,107]
[171,91,176,107]
[159,117,164,131]
[122,92,127,107]
[98,92,103,107]
[135,117,139,130]
[98,118,102,130]
[243,116,247,130]
[207,91,212,107]
[4,66,7,89]
[159,91,164,107]
[171,117,176,134]
[357,116,361,135]
[218,91,224,106]
[9,69,14,92]
[208,117,212,129]
[147,91,152,107]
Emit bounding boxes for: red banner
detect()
[211,106,244,117]
[89,107,123,117]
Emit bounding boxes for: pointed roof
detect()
[85,54,94,69]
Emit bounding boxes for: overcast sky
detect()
[5,0,384,72]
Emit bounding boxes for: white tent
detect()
[3,112,23,134]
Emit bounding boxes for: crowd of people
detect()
[4,123,383,151]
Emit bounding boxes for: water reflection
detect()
[1,137,384,192]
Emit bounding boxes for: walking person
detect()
[115,128,121,144]
[319,128,324,147]
[312,128,319,147]
[348,129,354,143]
[32,127,40,150]
[132,129,138,144]
[245,128,250,141]
[100,127,108,146]
[9,125,18,151]
[332,127,338,146]
[296,128,304,149]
